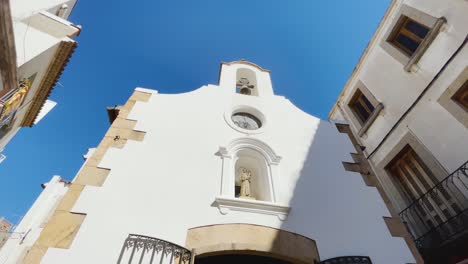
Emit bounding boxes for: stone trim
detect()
[342,161,370,175]
[438,66,468,128]
[21,40,77,127]
[23,89,153,263]
[343,80,384,137]
[186,224,319,264]
[380,4,444,70]
[334,123,424,263]
[213,196,290,220]
[384,216,423,264]
[0,0,17,98]
[403,17,446,72]
[358,103,384,136]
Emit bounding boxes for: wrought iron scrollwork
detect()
[318,256,372,264]
[117,234,191,264]
[398,160,468,253]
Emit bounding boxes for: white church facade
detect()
[12,61,416,263]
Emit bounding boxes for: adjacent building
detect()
[0,176,69,263]
[0,217,13,250]
[0,0,80,162]
[16,61,417,264]
[329,0,468,263]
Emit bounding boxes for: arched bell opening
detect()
[236,68,258,96]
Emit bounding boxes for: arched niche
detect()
[215,138,289,220]
[234,148,272,202]
[236,68,258,96]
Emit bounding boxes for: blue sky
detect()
[0,0,389,224]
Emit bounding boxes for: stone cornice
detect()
[21,40,77,127]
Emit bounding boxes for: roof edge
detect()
[21,40,77,127]
[221,59,271,72]
[328,0,398,119]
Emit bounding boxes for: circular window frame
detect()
[224,105,266,134]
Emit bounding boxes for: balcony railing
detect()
[117,234,191,264]
[399,160,468,252]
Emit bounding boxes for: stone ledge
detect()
[213,196,290,221]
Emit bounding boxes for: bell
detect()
[240,87,251,95]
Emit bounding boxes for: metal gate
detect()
[318,256,372,264]
[117,234,192,264]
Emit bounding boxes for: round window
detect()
[231,112,262,130]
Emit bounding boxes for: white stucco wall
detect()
[11,0,77,21]
[41,63,414,264]
[0,176,68,264]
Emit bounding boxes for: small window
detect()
[452,80,468,111]
[349,89,375,124]
[389,16,430,56]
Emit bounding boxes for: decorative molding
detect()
[224,105,267,135]
[404,17,446,72]
[214,196,290,220]
[21,40,77,127]
[222,137,282,164]
[221,59,270,72]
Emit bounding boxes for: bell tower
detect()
[218,60,274,97]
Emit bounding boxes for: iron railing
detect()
[318,256,372,264]
[399,160,468,251]
[117,234,191,264]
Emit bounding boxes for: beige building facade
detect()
[0,0,80,162]
[329,0,468,263]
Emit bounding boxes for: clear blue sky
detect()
[0,0,389,224]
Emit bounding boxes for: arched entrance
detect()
[196,252,292,264]
[186,224,319,264]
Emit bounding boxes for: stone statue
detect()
[239,167,253,199]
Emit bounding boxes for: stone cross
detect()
[236,78,254,90]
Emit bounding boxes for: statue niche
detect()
[235,167,255,200]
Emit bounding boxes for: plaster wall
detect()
[370,45,468,211]
[332,0,467,160]
[329,0,468,206]
[0,176,68,264]
[10,0,76,21]
[41,64,414,263]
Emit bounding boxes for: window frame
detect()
[438,67,468,128]
[344,81,384,137]
[380,5,445,71]
[375,132,449,213]
[452,80,468,111]
[349,89,376,125]
[388,16,430,57]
